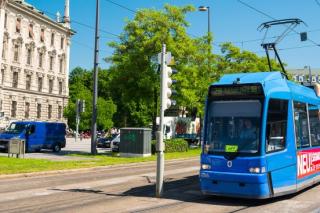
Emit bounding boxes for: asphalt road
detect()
[0,158,319,213]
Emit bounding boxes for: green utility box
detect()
[120,128,152,157]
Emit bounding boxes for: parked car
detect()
[0,121,66,152]
[111,134,120,152]
[97,136,113,148]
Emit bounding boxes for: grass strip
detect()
[0,149,201,175]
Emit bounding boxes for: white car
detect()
[110,134,120,151]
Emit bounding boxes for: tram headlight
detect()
[249,167,266,174]
[201,164,211,170]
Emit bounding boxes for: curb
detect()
[0,157,199,180]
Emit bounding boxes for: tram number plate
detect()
[225,145,238,153]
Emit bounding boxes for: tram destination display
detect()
[209,84,263,98]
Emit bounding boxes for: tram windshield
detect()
[206,100,262,154]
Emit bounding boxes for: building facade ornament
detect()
[36,72,45,77]
[10,65,21,73]
[48,49,57,56]
[37,46,46,53]
[25,41,35,49]
[24,69,33,75]
[47,74,55,80]
[12,36,23,45]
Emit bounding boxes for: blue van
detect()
[0,121,66,152]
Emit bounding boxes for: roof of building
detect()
[8,0,74,34]
[287,68,320,75]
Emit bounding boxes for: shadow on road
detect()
[51,175,320,209]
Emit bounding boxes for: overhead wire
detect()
[237,0,320,47]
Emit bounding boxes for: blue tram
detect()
[199,71,320,199]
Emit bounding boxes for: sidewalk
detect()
[0,137,108,161]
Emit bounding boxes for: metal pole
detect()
[263,44,272,71]
[91,0,99,154]
[75,99,79,143]
[207,7,210,42]
[156,43,166,198]
[308,66,312,84]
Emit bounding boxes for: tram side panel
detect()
[264,99,298,196]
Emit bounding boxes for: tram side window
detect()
[308,105,320,147]
[266,99,288,152]
[294,102,310,149]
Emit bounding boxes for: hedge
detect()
[151,138,189,154]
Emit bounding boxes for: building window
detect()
[39,52,43,68]
[13,45,19,62]
[60,37,64,49]
[49,79,53,93]
[4,13,7,29]
[26,49,32,65]
[58,105,62,119]
[25,102,30,118]
[12,72,18,88]
[11,101,17,118]
[59,58,64,73]
[49,56,54,71]
[40,29,45,42]
[298,76,304,83]
[37,103,41,119]
[51,33,55,46]
[59,81,63,95]
[1,69,4,85]
[48,105,52,119]
[28,24,34,39]
[38,77,43,92]
[26,74,31,90]
[16,18,21,33]
[2,36,7,60]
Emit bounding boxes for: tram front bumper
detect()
[199,171,271,199]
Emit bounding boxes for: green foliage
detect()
[151,138,189,154]
[216,42,283,77]
[64,67,117,131]
[106,4,284,124]
[107,5,214,126]
[67,5,288,130]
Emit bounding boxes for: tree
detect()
[64,67,117,131]
[103,4,289,129]
[216,42,283,75]
[107,5,215,127]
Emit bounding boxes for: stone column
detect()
[65,38,70,96]
[0,4,6,63]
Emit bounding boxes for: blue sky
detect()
[27,0,320,71]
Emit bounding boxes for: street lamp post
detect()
[91,0,100,154]
[198,6,211,146]
[198,6,210,46]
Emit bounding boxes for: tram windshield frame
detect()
[205,84,264,157]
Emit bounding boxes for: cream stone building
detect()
[0,0,73,128]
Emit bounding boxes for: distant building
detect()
[0,0,73,128]
[287,68,320,84]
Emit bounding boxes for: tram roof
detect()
[213,71,320,105]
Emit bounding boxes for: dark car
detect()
[97,137,112,148]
